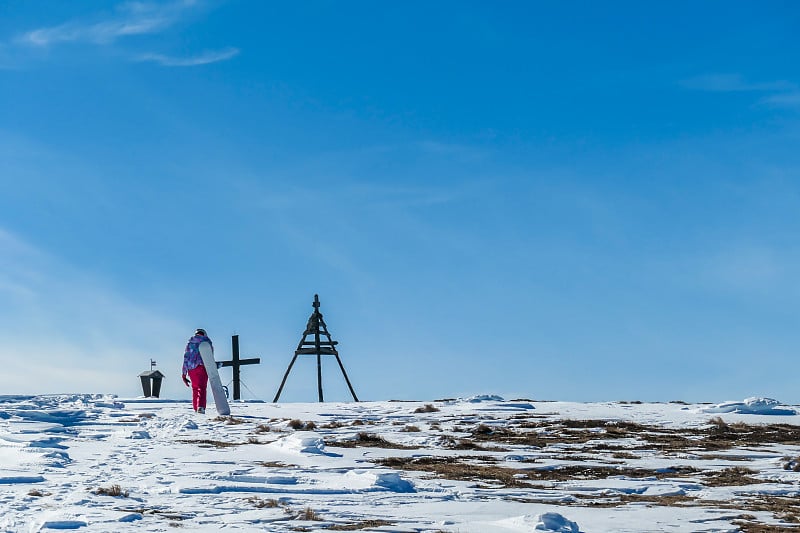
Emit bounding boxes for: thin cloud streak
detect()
[16,0,198,47]
[136,47,240,67]
[681,73,800,111]
[761,91,800,109]
[681,73,796,93]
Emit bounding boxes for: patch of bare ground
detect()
[611,451,640,460]
[461,417,800,453]
[93,484,128,497]
[701,467,767,486]
[215,416,246,425]
[259,461,291,468]
[325,432,418,450]
[438,435,509,452]
[326,520,394,531]
[525,464,699,483]
[325,431,419,450]
[116,507,191,521]
[733,524,800,533]
[376,456,700,487]
[570,493,699,508]
[703,418,800,448]
[245,496,282,508]
[590,494,800,529]
[299,507,320,520]
[377,456,525,487]
[725,496,800,527]
[289,419,315,430]
[783,456,800,471]
[177,439,242,448]
[700,453,756,462]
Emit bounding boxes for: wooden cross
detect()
[217,335,261,400]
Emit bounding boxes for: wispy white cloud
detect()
[762,91,800,109]
[17,1,198,47]
[681,73,796,93]
[136,46,239,67]
[681,73,800,111]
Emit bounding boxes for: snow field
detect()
[0,394,798,532]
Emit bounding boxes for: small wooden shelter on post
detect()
[273,294,359,403]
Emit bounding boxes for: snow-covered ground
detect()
[1,395,799,532]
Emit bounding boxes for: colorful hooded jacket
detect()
[182,334,213,375]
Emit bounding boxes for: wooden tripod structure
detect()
[273,294,359,403]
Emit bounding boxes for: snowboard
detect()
[198,341,231,416]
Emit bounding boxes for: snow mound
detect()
[701,397,797,415]
[374,472,415,493]
[535,512,580,532]
[343,470,416,493]
[466,394,505,403]
[268,432,330,455]
[497,513,580,532]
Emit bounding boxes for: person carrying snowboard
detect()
[182,328,212,413]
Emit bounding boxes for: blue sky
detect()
[2,1,800,403]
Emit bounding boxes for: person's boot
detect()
[197,407,205,414]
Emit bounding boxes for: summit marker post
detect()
[273,294,359,403]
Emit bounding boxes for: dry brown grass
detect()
[459,416,800,454]
[377,455,707,488]
[215,416,246,425]
[298,506,320,521]
[327,519,394,530]
[245,496,282,508]
[702,467,766,487]
[377,456,524,487]
[94,484,128,497]
[414,404,440,413]
[259,460,290,468]
[738,496,800,526]
[783,456,800,472]
[326,432,418,450]
[178,438,241,448]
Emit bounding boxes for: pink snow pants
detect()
[188,365,208,411]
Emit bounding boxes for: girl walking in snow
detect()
[182,328,212,413]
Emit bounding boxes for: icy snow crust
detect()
[0,394,798,531]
